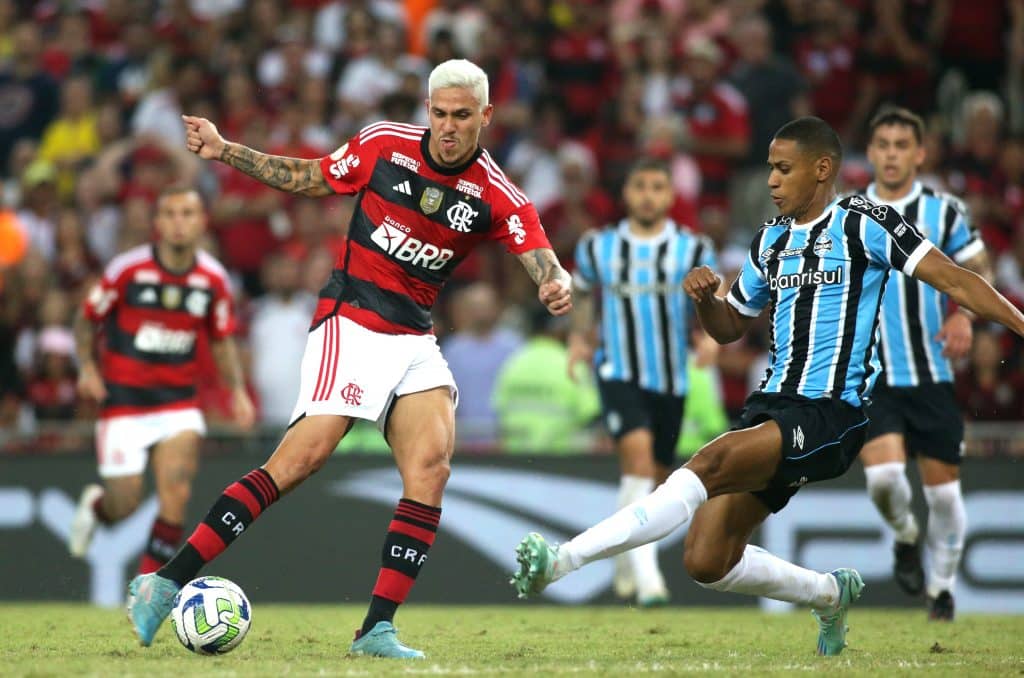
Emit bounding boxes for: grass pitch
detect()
[2,604,1022,676]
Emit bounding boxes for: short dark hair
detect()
[773,116,843,167]
[156,184,203,208]
[625,156,672,180]
[868,106,925,144]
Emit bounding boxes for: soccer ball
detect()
[170,576,252,655]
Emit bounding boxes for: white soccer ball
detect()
[170,576,252,655]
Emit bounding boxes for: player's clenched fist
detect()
[683,266,722,303]
[182,114,226,160]
[539,278,573,316]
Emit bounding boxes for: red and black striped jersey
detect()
[314,121,551,334]
[83,244,236,418]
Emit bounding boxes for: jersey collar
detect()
[616,218,677,244]
[420,130,483,176]
[866,180,922,209]
[151,243,197,277]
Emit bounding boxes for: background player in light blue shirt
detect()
[857,107,993,620]
[569,157,717,606]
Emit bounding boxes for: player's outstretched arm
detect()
[913,248,1024,339]
[936,249,993,359]
[211,337,256,430]
[182,115,332,197]
[519,247,573,316]
[684,266,753,344]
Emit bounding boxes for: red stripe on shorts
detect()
[325,316,341,398]
[313,320,330,401]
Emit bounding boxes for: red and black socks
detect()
[157,468,279,586]
[138,518,184,574]
[360,498,441,636]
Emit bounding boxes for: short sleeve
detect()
[573,231,599,291]
[725,232,770,317]
[491,202,552,255]
[318,127,379,195]
[207,278,237,340]
[942,200,985,263]
[857,202,934,275]
[82,264,123,322]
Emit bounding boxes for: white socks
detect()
[617,475,665,597]
[923,480,966,598]
[698,545,840,611]
[864,462,919,544]
[555,468,707,580]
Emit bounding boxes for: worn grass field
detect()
[2,604,1022,676]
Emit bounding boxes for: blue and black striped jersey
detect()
[574,220,717,396]
[864,182,984,386]
[727,195,933,407]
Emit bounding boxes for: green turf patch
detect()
[2,604,1021,676]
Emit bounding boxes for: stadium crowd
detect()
[1,0,1023,453]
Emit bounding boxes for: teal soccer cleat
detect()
[126,573,180,646]
[510,532,558,599]
[812,568,865,656]
[349,621,425,659]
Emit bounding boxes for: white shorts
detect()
[96,408,206,478]
[290,315,458,431]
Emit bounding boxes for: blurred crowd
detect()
[1,0,1024,453]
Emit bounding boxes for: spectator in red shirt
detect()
[545,0,613,134]
[956,327,1024,421]
[791,0,870,142]
[670,36,750,211]
[946,92,1007,250]
[539,142,618,271]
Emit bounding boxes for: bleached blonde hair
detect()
[428,59,489,110]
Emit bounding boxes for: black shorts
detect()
[865,381,964,464]
[597,379,685,467]
[738,393,869,513]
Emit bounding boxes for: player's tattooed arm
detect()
[519,248,573,316]
[518,247,570,287]
[219,143,333,197]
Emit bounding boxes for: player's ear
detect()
[480,103,494,127]
[817,156,833,183]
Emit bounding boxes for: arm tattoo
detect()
[518,248,570,286]
[219,142,331,196]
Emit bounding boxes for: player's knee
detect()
[104,493,141,521]
[161,479,192,507]
[685,445,726,493]
[404,449,451,489]
[683,543,731,584]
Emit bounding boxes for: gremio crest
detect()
[419,186,443,214]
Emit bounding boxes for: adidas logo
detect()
[393,180,412,195]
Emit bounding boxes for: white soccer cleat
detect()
[613,553,636,599]
[69,484,104,558]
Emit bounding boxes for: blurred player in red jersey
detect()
[69,187,255,574]
[127,59,572,659]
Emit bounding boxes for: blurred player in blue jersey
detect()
[513,117,1024,656]
[858,108,992,621]
[569,157,717,607]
